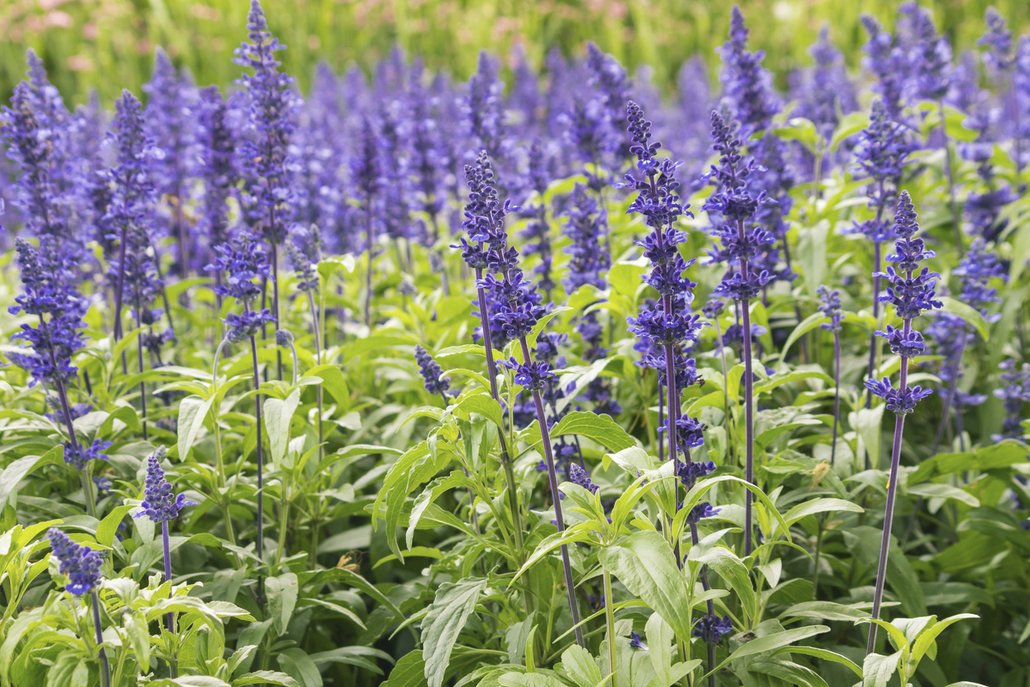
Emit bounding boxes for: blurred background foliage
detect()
[3,0,1030,105]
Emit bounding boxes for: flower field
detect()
[0,1,1029,686]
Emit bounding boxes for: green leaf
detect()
[781,313,830,359]
[0,451,59,509]
[559,645,603,687]
[385,651,428,687]
[938,297,989,342]
[861,651,901,687]
[829,111,870,151]
[267,572,299,635]
[718,626,830,666]
[550,411,637,452]
[787,646,863,678]
[599,531,693,639]
[909,614,978,670]
[263,390,300,466]
[277,647,323,687]
[235,671,300,687]
[421,577,487,687]
[782,498,864,528]
[97,504,135,547]
[177,394,213,460]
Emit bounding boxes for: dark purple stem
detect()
[91,591,111,687]
[866,321,911,654]
[247,322,265,605]
[831,330,841,466]
[519,336,585,648]
[736,219,756,557]
[473,270,524,552]
[161,521,178,676]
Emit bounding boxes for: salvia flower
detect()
[568,463,599,494]
[861,16,907,116]
[137,448,194,523]
[414,345,450,396]
[8,238,86,386]
[563,184,610,291]
[287,223,321,292]
[466,52,509,164]
[979,7,1014,72]
[719,7,779,136]
[235,0,298,245]
[899,3,952,102]
[693,614,733,643]
[48,528,103,596]
[994,358,1030,440]
[817,286,842,332]
[853,99,914,241]
[210,229,272,303]
[64,439,112,471]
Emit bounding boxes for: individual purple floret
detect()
[414,345,450,397]
[48,528,103,596]
[861,16,907,116]
[693,614,733,643]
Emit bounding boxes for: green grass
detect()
[3,0,1030,105]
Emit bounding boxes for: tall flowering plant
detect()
[864,191,942,653]
[9,238,109,517]
[210,230,275,575]
[236,0,298,377]
[623,100,723,681]
[457,151,585,647]
[48,529,110,687]
[703,111,771,556]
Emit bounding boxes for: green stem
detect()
[603,569,617,687]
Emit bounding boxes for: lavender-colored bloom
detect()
[8,239,86,386]
[137,448,194,523]
[703,111,772,301]
[853,100,914,240]
[980,7,1014,72]
[864,191,940,455]
[287,223,321,292]
[466,52,508,164]
[210,229,271,303]
[899,3,952,102]
[210,230,275,342]
[105,92,164,330]
[2,78,74,246]
[585,43,632,161]
[199,87,237,255]
[414,345,450,396]
[563,184,609,291]
[817,286,842,332]
[568,463,599,494]
[519,140,556,295]
[629,633,646,650]
[351,115,383,250]
[861,16,907,116]
[235,0,298,245]
[954,238,1004,314]
[676,458,716,488]
[64,439,112,471]
[994,359,1030,440]
[48,529,103,596]
[719,8,778,136]
[797,27,858,139]
[144,49,203,273]
[874,194,941,322]
[686,502,719,524]
[693,614,733,643]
